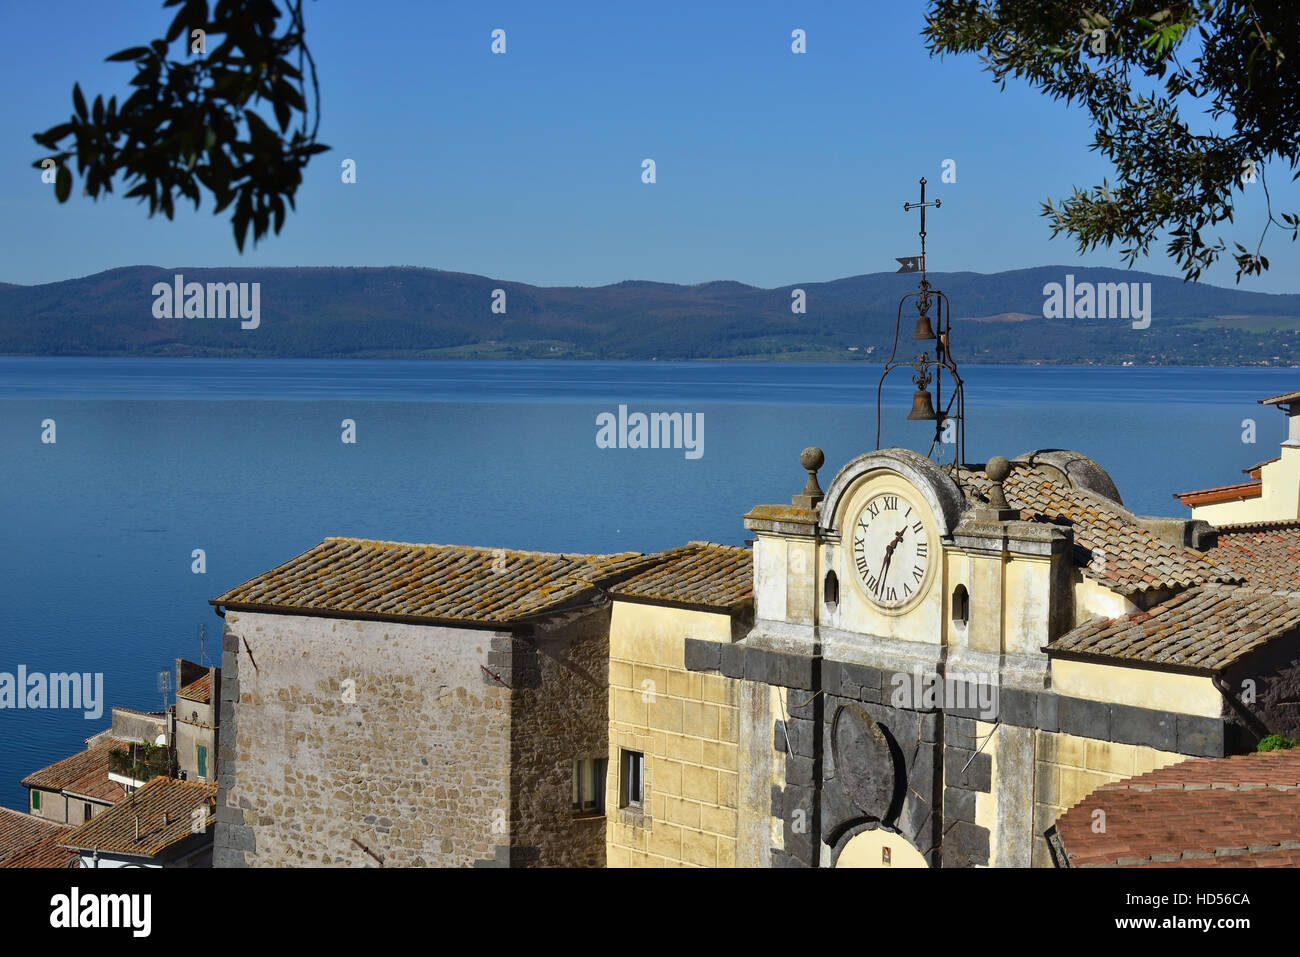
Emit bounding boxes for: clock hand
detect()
[879,528,906,587]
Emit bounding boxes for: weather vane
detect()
[875,177,966,469]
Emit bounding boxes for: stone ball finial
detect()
[793,447,825,509]
[986,455,1011,510]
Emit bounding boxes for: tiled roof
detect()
[0,808,76,868]
[1207,520,1300,589]
[212,537,668,625]
[1056,750,1300,867]
[1259,390,1300,406]
[63,765,128,804]
[1172,480,1262,506]
[1,834,81,868]
[955,464,1241,597]
[1243,456,1280,477]
[177,672,211,703]
[610,542,752,609]
[1047,585,1300,671]
[60,778,217,858]
[21,738,120,795]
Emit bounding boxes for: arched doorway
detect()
[834,826,929,868]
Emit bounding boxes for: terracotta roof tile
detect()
[1048,585,1300,670]
[0,808,77,868]
[955,465,1241,597]
[610,542,752,609]
[60,778,217,858]
[1173,480,1263,506]
[1242,456,1280,477]
[212,537,667,625]
[21,738,123,798]
[1207,520,1300,589]
[177,672,211,704]
[1259,390,1300,406]
[1056,751,1300,867]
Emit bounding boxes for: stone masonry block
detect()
[1058,695,1109,741]
[719,643,746,679]
[684,638,722,673]
[1178,714,1227,758]
[1111,703,1177,751]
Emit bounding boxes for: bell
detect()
[911,312,937,341]
[907,388,938,421]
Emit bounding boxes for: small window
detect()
[31,790,40,812]
[197,744,208,779]
[619,750,644,809]
[952,585,970,627]
[571,757,607,815]
[824,570,839,607]
[83,803,93,822]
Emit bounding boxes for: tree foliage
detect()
[923,1,1299,281]
[32,0,328,252]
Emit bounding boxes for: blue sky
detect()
[3,0,1296,292]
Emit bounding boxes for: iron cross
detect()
[902,177,940,272]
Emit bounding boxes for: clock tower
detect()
[741,445,1074,868]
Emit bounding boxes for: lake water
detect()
[1,357,1295,810]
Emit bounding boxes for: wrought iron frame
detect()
[874,177,966,470]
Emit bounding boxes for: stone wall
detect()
[213,611,513,867]
[1222,634,1300,744]
[510,608,609,867]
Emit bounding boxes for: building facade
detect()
[210,437,1300,867]
[209,538,659,867]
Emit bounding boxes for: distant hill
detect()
[0,264,1297,365]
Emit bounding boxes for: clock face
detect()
[851,491,935,609]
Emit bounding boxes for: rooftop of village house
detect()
[177,671,212,704]
[0,807,79,869]
[20,737,128,804]
[58,777,217,859]
[1053,749,1300,867]
[211,537,753,625]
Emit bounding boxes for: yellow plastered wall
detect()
[1191,445,1300,525]
[837,828,929,867]
[1072,574,1139,628]
[1030,729,1184,867]
[1052,659,1222,718]
[606,601,740,867]
[973,719,998,868]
